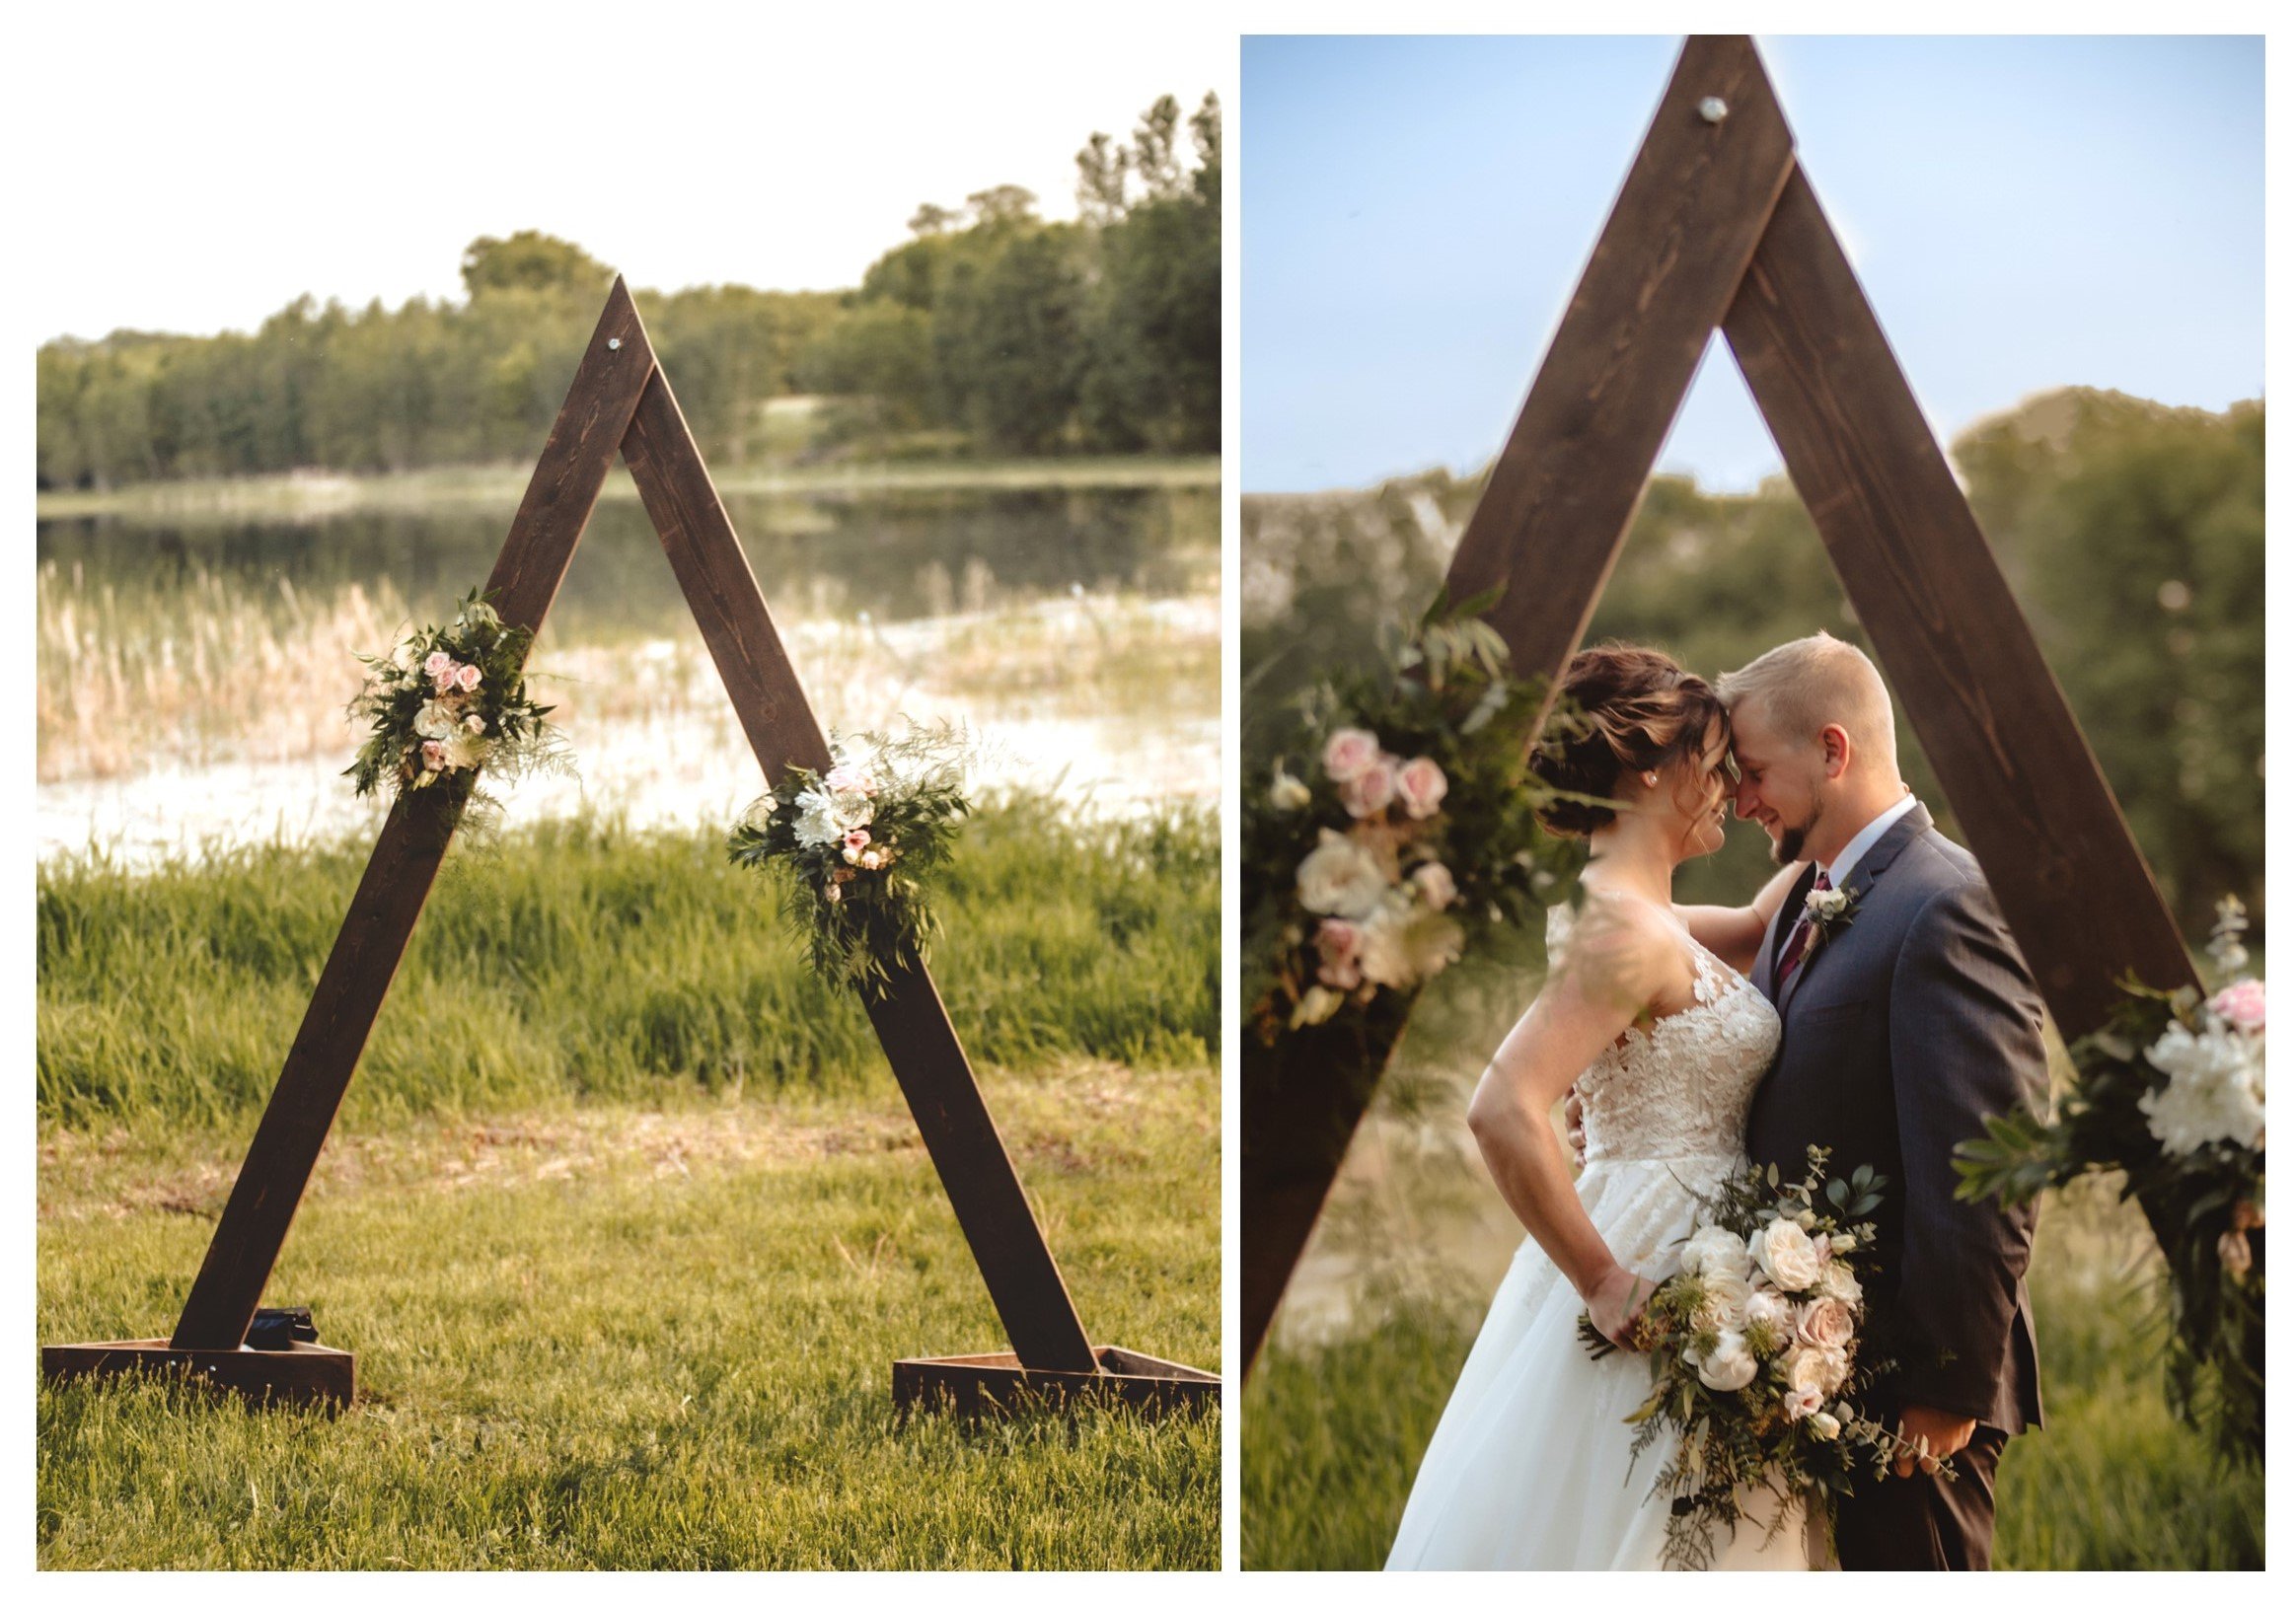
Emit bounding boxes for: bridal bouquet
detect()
[1244,589,1583,1044]
[345,589,567,818]
[1578,1148,1942,1569]
[1955,896,2264,1461]
[727,723,970,1000]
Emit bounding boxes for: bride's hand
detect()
[1584,1264,1659,1347]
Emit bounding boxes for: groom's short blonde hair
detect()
[1716,632,1897,767]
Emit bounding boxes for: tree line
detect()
[36,94,1218,490]
[1241,389,2264,937]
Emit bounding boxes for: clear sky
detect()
[1241,34,2262,493]
[26,2,1222,342]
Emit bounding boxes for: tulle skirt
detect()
[1385,1153,1824,1570]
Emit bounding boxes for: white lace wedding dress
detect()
[1385,904,1822,1570]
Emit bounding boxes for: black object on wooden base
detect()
[1240,33,2200,1376]
[892,1346,1220,1419]
[42,280,1217,1418]
[40,1338,353,1410]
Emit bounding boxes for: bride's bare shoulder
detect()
[1551,890,1680,1010]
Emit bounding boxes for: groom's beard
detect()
[1773,797,1820,866]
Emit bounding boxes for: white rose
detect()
[1679,1224,1749,1280]
[1742,1286,1793,1342]
[1751,1218,1823,1292]
[1780,1345,1833,1397]
[1809,1409,1843,1440]
[1296,830,1389,919]
[412,700,459,740]
[1692,1331,1757,1392]
[1808,886,1850,918]
[1781,1385,1825,1421]
[1818,1259,1863,1307]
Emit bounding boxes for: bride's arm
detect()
[1466,902,1667,1344]
[1674,862,1804,973]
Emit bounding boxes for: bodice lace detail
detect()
[1549,900,1781,1164]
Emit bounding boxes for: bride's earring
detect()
[1642,771,1659,787]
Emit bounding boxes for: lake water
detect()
[37,482,1218,866]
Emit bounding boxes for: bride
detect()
[1385,643,1810,1570]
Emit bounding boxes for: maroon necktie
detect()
[1775,870,1831,988]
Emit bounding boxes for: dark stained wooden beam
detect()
[1444,33,1798,683]
[169,283,656,1352]
[619,367,1102,1378]
[1722,163,2199,1033]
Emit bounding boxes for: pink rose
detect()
[2209,979,2265,1032]
[1322,727,1382,783]
[1395,756,1448,820]
[1315,918,1364,990]
[824,764,875,796]
[455,663,482,692]
[1796,1297,1856,1351]
[1412,861,1457,911]
[844,829,871,851]
[423,651,452,678]
[1782,1385,1825,1421]
[1342,758,1399,819]
[419,740,448,771]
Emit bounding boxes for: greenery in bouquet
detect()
[1577,1148,1946,1570]
[1955,897,2264,1461]
[1243,588,1588,1051]
[344,589,569,826]
[727,722,972,1001]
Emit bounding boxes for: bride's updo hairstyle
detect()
[1529,643,1727,837]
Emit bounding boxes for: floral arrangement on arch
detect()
[1243,590,1587,1047]
[1954,896,2264,1462]
[1579,1148,1944,1569]
[345,589,569,821]
[727,722,971,1000]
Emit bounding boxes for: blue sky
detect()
[1241,35,2262,493]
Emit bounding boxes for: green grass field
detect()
[38,806,1218,1568]
[1240,1180,2263,1569]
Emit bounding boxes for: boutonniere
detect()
[1805,883,1861,948]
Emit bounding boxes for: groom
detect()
[1720,633,2048,1571]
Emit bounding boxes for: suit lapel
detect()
[1775,803,1933,1019]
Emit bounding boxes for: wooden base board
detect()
[893,1346,1219,1419]
[40,1338,353,1409]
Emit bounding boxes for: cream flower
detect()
[1692,1331,1757,1392]
[1817,1259,1863,1306]
[1796,1297,1856,1351]
[1412,861,1457,911]
[1269,767,1311,811]
[2139,1014,2265,1154]
[1292,984,1345,1029]
[412,701,459,740]
[1296,830,1388,919]
[1750,1218,1823,1292]
[1679,1224,1750,1281]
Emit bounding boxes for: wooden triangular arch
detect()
[44,280,1216,1415]
[1241,35,2200,1374]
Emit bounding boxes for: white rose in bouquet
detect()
[1679,1224,1749,1280]
[1782,1385,1825,1421]
[1750,1217,1823,1292]
[412,700,460,740]
[1741,1286,1793,1343]
[1780,1344,1838,1398]
[1817,1258,1863,1306]
[1692,1331,1758,1392]
[1411,861,1457,911]
[1296,830,1389,919]
[1809,1409,1843,1440]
